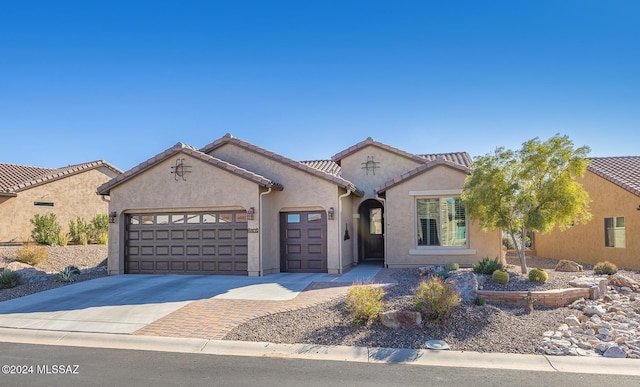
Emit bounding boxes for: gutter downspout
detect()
[376,194,387,268]
[259,187,273,276]
[338,189,352,274]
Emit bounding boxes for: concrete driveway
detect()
[0,264,381,335]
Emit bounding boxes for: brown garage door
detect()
[126,211,248,275]
[280,211,327,273]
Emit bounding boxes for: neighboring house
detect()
[0,161,122,243]
[535,156,640,270]
[97,134,501,276]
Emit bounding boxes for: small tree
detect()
[462,134,592,273]
[30,213,63,245]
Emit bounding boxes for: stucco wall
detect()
[208,144,347,274]
[338,145,422,198]
[535,171,640,270]
[0,167,117,243]
[107,154,262,275]
[384,165,501,267]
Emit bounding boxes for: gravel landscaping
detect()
[1,246,639,357]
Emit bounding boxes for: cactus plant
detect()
[492,269,510,285]
[528,268,549,283]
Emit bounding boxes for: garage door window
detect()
[187,214,200,224]
[171,214,185,224]
[287,214,300,223]
[236,213,248,222]
[156,215,169,224]
[203,214,216,223]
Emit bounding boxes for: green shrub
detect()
[57,231,69,246]
[473,295,486,306]
[30,213,63,245]
[415,278,461,321]
[433,267,451,280]
[90,214,109,242]
[492,269,510,285]
[0,269,21,289]
[594,261,618,275]
[472,257,503,275]
[15,244,48,266]
[444,263,459,271]
[528,268,549,283]
[57,265,81,283]
[69,217,92,245]
[344,283,385,324]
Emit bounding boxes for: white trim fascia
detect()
[409,248,476,256]
[409,189,462,196]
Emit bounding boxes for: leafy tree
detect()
[462,134,592,273]
[30,213,63,245]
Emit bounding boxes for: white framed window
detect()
[416,197,467,247]
[604,216,625,248]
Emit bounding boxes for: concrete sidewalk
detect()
[1,328,638,376]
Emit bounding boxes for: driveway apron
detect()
[0,264,383,336]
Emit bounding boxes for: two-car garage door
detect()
[125,211,248,275]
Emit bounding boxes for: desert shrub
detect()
[528,268,549,283]
[30,213,63,245]
[57,265,81,283]
[433,267,451,280]
[594,261,618,275]
[57,231,69,246]
[69,217,92,245]
[472,257,503,275]
[96,231,108,245]
[473,295,486,306]
[15,243,48,266]
[444,263,459,271]
[492,269,510,285]
[0,269,21,289]
[344,283,385,324]
[415,278,461,321]
[91,214,109,243]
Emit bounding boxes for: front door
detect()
[359,200,384,261]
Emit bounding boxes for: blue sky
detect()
[1,0,638,171]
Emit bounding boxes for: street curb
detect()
[0,328,638,375]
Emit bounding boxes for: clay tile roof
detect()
[0,161,121,195]
[417,152,473,168]
[376,157,473,194]
[331,137,427,164]
[299,160,342,177]
[200,134,364,196]
[588,156,640,197]
[97,142,283,195]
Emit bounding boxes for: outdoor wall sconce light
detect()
[109,211,117,223]
[328,207,335,220]
[247,207,255,220]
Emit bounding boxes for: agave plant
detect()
[57,265,81,283]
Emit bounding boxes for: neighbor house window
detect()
[417,197,466,247]
[604,217,625,248]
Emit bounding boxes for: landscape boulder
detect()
[555,260,583,272]
[380,310,422,329]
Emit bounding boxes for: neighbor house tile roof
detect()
[0,161,121,196]
[418,152,473,168]
[588,156,640,197]
[200,134,364,196]
[97,143,284,195]
[299,160,342,176]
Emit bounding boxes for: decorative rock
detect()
[5,262,46,282]
[565,315,581,327]
[555,260,583,272]
[609,274,638,289]
[444,271,478,302]
[380,310,422,329]
[603,346,627,358]
[583,305,606,317]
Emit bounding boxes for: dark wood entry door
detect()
[359,200,384,260]
[280,211,327,273]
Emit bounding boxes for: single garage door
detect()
[126,211,248,275]
[280,211,327,273]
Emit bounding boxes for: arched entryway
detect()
[358,199,384,263]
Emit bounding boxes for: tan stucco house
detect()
[97,134,501,276]
[0,161,121,243]
[535,156,640,270]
